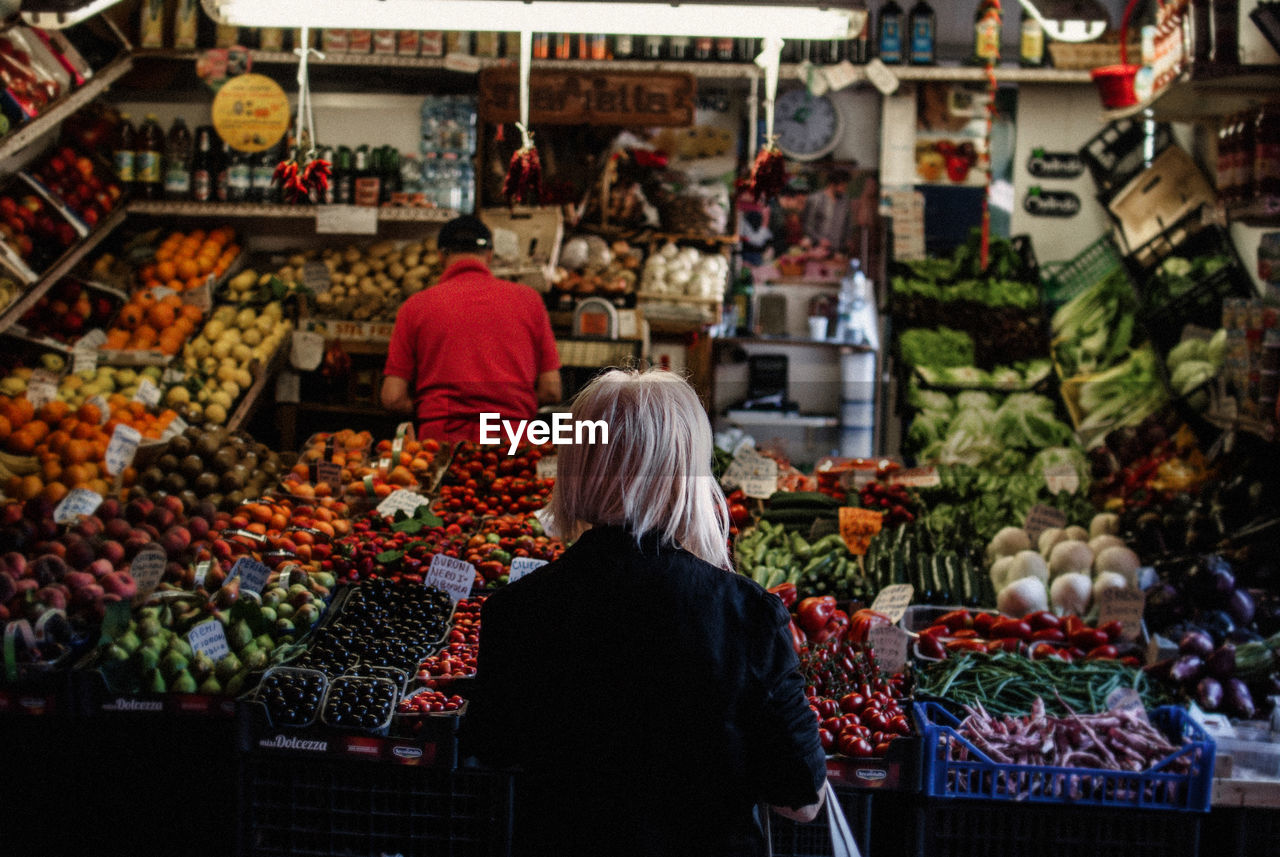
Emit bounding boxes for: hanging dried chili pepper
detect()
[502,123,542,206]
[742,140,787,202]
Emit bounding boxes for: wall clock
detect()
[773,88,844,162]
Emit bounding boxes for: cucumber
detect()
[767,491,840,509]
[764,567,787,589]
[931,554,951,605]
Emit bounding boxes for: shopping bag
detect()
[824,780,861,857]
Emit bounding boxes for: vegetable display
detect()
[913,608,1135,664]
[733,520,866,600]
[1051,267,1136,378]
[906,390,1075,470]
[918,651,1169,716]
[799,639,913,758]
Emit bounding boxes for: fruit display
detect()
[465,513,564,588]
[321,675,399,731]
[101,288,204,356]
[909,607,1137,663]
[799,639,913,759]
[131,426,284,511]
[550,235,640,296]
[24,142,123,230]
[135,226,240,294]
[222,266,307,304]
[417,595,483,683]
[280,429,442,500]
[258,667,327,726]
[0,186,79,274]
[307,239,442,322]
[15,278,122,345]
[174,301,292,426]
[432,443,553,522]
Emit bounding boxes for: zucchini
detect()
[931,554,951,605]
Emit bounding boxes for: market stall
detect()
[0,0,1279,856]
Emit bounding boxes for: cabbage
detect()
[907,385,954,414]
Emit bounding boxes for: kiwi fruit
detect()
[207,493,224,509]
[194,471,220,497]
[142,467,165,491]
[180,454,204,480]
[212,446,238,473]
[242,451,259,471]
[179,490,199,509]
[195,433,220,460]
[162,472,187,494]
[261,458,280,477]
[168,434,192,457]
[157,453,180,472]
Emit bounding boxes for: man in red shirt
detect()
[380,216,562,441]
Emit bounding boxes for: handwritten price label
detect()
[25,370,58,408]
[230,556,272,595]
[889,466,940,488]
[53,488,103,524]
[1024,504,1068,542]
[193,560,212,589]
[290,330,325,371]
[838,506,883,555]
[312,460,342,489]
[425,554,476,604]
[867,624,910,673]
[1043,465,1080,495]
[187,620,230,660]
[104,424,142,476]
[130,544,168,599]
[723,451,777,499]
[376,489,431,518]
[870,584,914,624]
[507,557,548,583]
[1098,586,1145,642]
[536,456,557,479]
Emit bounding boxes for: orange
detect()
[40,481,68,505]
[37,400,69,424]
[147,302,176,329]
[18,474,43,501]
[0,414,10,442]
[155,260,177,282]
[117,304,144,331]
[76,402,102,425]
[10,397,33,427]
[104,329,130,349]
[134,290,157,309]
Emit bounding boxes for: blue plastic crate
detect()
[914,701,1214,812]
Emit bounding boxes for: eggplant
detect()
[1144,583,1189,630]
[1169,654,1206,685]
[1207,644,1237,679]
[1223,678,1257,720]
[1227,587,1257,626]
[1189,555,1236,606]
[1178,630,1215,660]
[1196,676,1223,711]
[1197,609,1237,646]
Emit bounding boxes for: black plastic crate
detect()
[239,757,512,857]
[1203,805,1280,857]
[909,796,1202,857]
[1080,119,1176,205]
[769,786,872,857]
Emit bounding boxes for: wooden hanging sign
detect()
[478,69,695,127]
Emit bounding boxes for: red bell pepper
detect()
[787,619,806,654]
[847,608,892,643]
[768,582,798,609]
[796,596,838,635]
[811,609,849,644]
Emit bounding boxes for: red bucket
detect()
[1091,0,1146,109]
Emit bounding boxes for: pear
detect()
[167,637,193,660]
[276,602,295,620]
[117,630,142,653]
[198,676,223,695]
[254,633,275,652]
[161,651,189,680]
[224,671,247,697]
[274,618,296,638]
[259,606,277,624]
[215,652,242,684]
[242,648,268,671]
[136,647,161,675]
[146,669,167,694]
[143,634,168,654]
[228,620,253,651]
[171,670,198,694]
[191,653,215,682]
[138,616,164,639]
[104,644,130,663]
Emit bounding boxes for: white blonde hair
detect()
[544,368,731,569]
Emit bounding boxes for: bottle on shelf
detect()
[818,34,844,64]
[532,32,550,60]
[642,35,664,60]
[333,145,354,204]
[191,125,217,202]
[315,145,336,204]
[1188,0,1212,64]
[848,3,870,64]
[380,146,402,204]
[225,146,251,202]
[1257,104,1280,201]
[112,113,137,192]
[134,114,164,200]
[972,0,1003,65]
[1019,3,1045,67]
[613,34,636,59]
[668,35,691,60]
[1210,0,1240,65]
[163,117,192,201]
[877,1,905,64]
[908,0,936,65]
[250,144,278,203]
[552,32,572,60]
[694,36,714,62]
[353,145,380,206]
[215,140,231,201]
[715,37,736,62]
[730,258,755,336]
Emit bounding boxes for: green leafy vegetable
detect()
[898,326,975,369]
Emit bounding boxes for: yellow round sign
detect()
[211,73,290,153]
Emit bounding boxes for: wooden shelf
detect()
[127,200,457,222]
[716,335,873,352]
[0,54,134,162]
[131,49,1094,85]
[1103,64,1280,122]
[0,205,128,338]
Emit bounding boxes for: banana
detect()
[0,451,39,475]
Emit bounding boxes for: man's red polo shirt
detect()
[384,258,560,441]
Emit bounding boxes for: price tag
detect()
[1097,586,1145,642]
[391,435,404,457]
[161,367,185,386]
[376,489,431,517]
[193,560,212,589]
[822,59,860,92]
[72,347,98,375]
[1043,465,1079,495]
[183,278,213,312]
[25,369,58,408]
[130,544,168,599]
[443,52,483,73]
[395,421,414,439]
[867,624,910,673]
[187,620,231,660]
[723,451,777,498]
[151,286,176,300]
[161,416,189,441]
[311,460,342,489]
[1104,687,1149,723]
[425,554,476,604]
[104,424,142,476]
[87,395,110,425]
[76,329,108,350]
[290,330,326,371]
[315,205,378,235]
[492,227,520,262]
[53,488,103,524]
[870,583,914,624]
[133,377,162,407]
[301,260,331,294]
[508,556,548,583]
[864,58,900,95]
[838,506,883,555]
[536,456,557,479]
[230,556,272,595]
[1023,504,1068,543]
[889,466,940,488]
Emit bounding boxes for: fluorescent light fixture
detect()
[201,0,859,40]
[1016,0,1109,43]
[21,0,128,29]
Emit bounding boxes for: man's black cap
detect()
[437,215,492,253]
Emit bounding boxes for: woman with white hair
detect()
[464,368,825,857]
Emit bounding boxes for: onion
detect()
[1092,571,1129,604]
[1089,513,1119,539]
[1049,572,1091,617]
[1009,550,1050,585]
[1095,546,1140,585]
[987,527,1031,562]
[998,576,1048,617]
[1048,541,1093,579]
